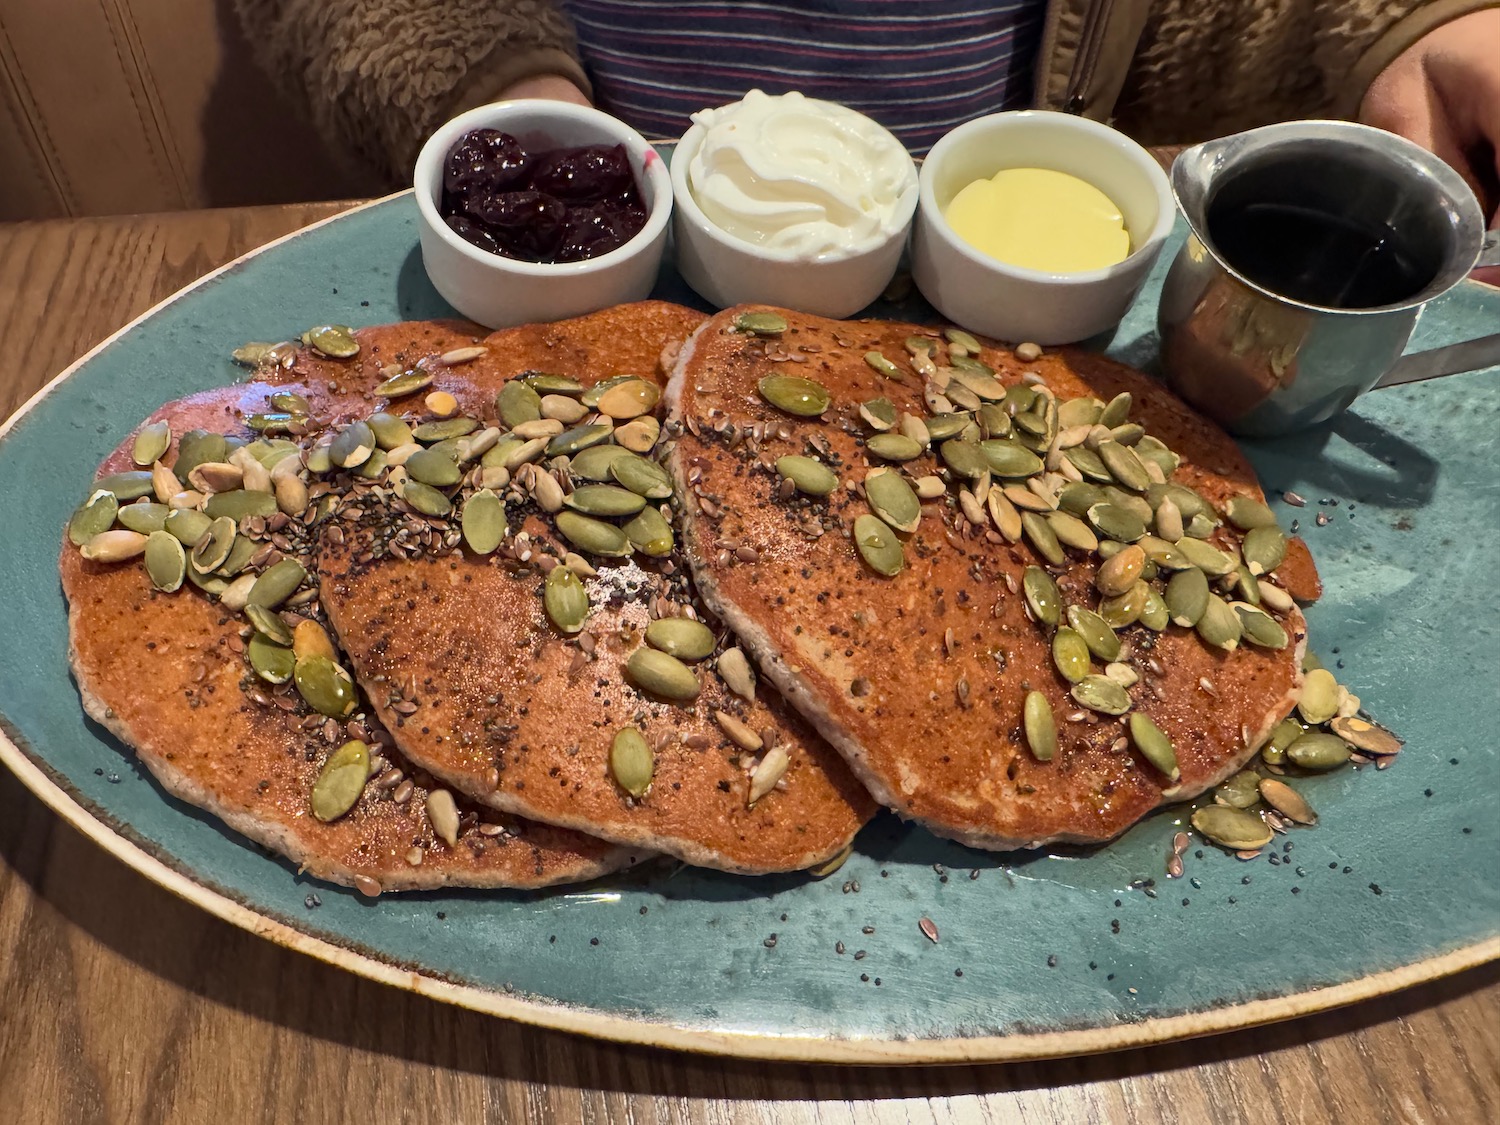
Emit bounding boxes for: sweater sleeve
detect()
[1109,0,1500,145]
[233,0,591,187]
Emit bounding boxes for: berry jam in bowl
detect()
[414,102,672,328]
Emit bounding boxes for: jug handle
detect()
[1374,232,1500,389]
[1477,230,1500,270]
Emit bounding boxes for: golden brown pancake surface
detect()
[665,307,1312,849]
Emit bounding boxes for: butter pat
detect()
[944,168,1130,273]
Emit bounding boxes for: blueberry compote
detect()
[440,129,648,264]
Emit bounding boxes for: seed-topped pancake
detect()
[310,306,876,874]
[62,370,638,894]
[665,307,1314,849]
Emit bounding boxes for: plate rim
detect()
[2,191,1496,1065]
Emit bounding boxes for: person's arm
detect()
[233,0,592,187]
[1359,7,1500,283]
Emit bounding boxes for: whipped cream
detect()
[686,90,916,258]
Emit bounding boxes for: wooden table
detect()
[1,202,1496,1124]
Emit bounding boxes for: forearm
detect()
[234,0,590,186]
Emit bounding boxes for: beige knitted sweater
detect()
[234,0,1499,186]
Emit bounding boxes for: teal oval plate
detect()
[1,195,1497,1063]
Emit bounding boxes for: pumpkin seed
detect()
[646,617,716,661]
[1044,510,1098,553]
[866,433,924,462]
[404,447,461,487]
[1129,712,1179,780]
[1086,502,1145,543]
[735,311,788,336]
[91,471,155,502]
[305,444,333,474]
[1165,567,1210,626]
[189,516,237,574]
[1216,770,1263,809]
[627,647,700,700]
[546,423,613,458]
[1192,805,1272,850]
[1096,544,1146,596]
[1184,513,1219,539]
[853,513,904,576]
[184,565,229,596]
[1226,495,1278,530]
[1138,587,1170,631]
[1097,441,1150,491]
[267,391,311,416]
[497,380,542,427]
[461,489,507,554]
[295,655,358,717]
[117,502,168,535]
[543,565,589,633]
[1259,777,1316,824]
[524,373,586,396]
[1065,446,1112,483]
[401,480,452,517]
[325,422,373,470]
[1287,731,1352,770]
[976,439,1042,478]
[1056,482,1103,517]
[563,445,624,481]
[1329,716,1402,756]
[311,740,370,821]
[609,453,673,499]
[1003,384,1036,414]
[165,508,212,547]
[1071,674,1131,715]
[246,558,306,609]
[304,324,359,358]
[1022,566,1061,628]
[615,416,660,452]
[573,375,631,408]
[977,402,1012,438]
[622,505,674,557]
[860,398,897,430]
[1242,526,1287,576]
[214,532,256,579]
[924,413,971,441]
[1297,667,1340,724]
[1051,628,1092,683]
[944,326,982,352]
[68,489,119,546]
[245,412,296,435]
[1099,580,1150,629]
[1137,534,1192,570]
[1023,691,1057,761]
[1196,593,1243,651]
[292,620,337,663]
[595,378,660,421]
[366,412,413,450]
[776,455,839,497]
[412,416,478,443]
[1066,605,1121,661]
[609,727,655,797]
[951,368,1005,401]
[1235,603,1289,649]
[131,421,171,467]
[174,432,227,481]
[1270,716,1307,752]
[565,484,647,517]
[231,341,281,367]
[138,530,185,592]
[1176,536,1235,576]
[245,603,293,646]
[759,374,830,417]
[864,352,903,380]
[865,470,920,533]
[555,510,631,557]
[247,630,294,682]
[1021,512,1064,566]
[1095,390,1131,429]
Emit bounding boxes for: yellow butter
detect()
[944,168,1130,273]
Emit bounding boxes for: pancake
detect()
[311,307,877,874]
[62,374,639,894]
[664,307,1314,849]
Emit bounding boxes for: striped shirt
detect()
[560,0,1047,154]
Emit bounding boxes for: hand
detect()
[495,74,592,108]
[1360,9,1500,285]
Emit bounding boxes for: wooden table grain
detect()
[1,202,1496,1125]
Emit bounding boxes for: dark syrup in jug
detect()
[1206,200,1437,309]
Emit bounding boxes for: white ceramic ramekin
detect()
[669,120,918,318]
[413,101,672,329]
[911,111,1174,345]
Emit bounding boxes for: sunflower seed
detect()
[715,711,763,751]
[749,745,790,805]
[717,647,756,700]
